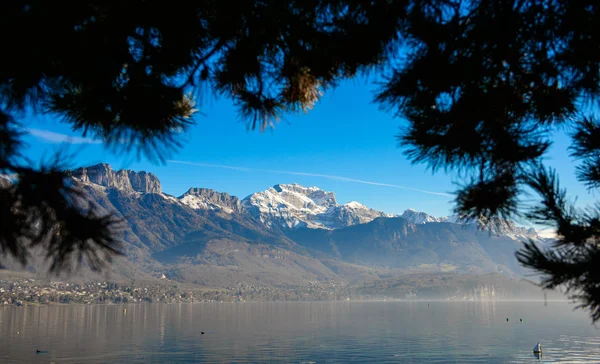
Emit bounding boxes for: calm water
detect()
[0,301,599,363]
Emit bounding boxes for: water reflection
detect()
[0,301,598,363]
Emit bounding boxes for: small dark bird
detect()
[201,332,205,335]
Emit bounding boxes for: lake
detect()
[0,301,598,363]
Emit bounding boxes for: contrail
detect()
[167,159,453,197]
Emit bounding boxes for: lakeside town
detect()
[0,276,370,306]
[0,266,557,306]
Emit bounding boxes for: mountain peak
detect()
[476,217,541,241]
[401,209,445,224]
[400,210,543,240]
[243,183,391,229]
[273,183,324,191]
[343,201,367,209]
[265,183,337,209]
[179,187,242,213]
[71,164,161,194]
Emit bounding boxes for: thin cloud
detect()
[27,128,102,145]
[165,160,253,172]
[167,159,453,197]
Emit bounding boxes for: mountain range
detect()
[1,163,554,299]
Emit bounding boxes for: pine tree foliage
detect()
[1,0,600,320]
[0,0,404,272]
[374,0,600,321]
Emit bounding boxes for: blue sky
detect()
[20,78,588,232]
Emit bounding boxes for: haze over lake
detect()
[1,301,598,363]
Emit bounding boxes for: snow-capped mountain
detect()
[401,209,447,224]
[401,208,542,242]
[179,187,243,214]
[475,217,541,242]
[401,209,469,225]
[43,163,569,291]
[242,183,393,229]
[70,164,547,243]
[323,201,396,228]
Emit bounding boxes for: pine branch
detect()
[1,157,123,274]
[570,116,600,190]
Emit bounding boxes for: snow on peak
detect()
[401,209,446,224]
[243,183,390,230]
[270,183,337,209]
[475,217,541,241]
[179,187,242,214]
[401,209,544,242]
[402,209,472,225]
[343,201,367,209]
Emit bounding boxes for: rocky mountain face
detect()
[287,216,528,275]
[400,209,542,242]
[242,183,393,230]
[49,164,554,290]
[65,165,309,285]
[474,217,541,242]
[72,163,161,194]
[180,187,243,213]
[400,208,447,224]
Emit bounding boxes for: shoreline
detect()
[0,298,573,308]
